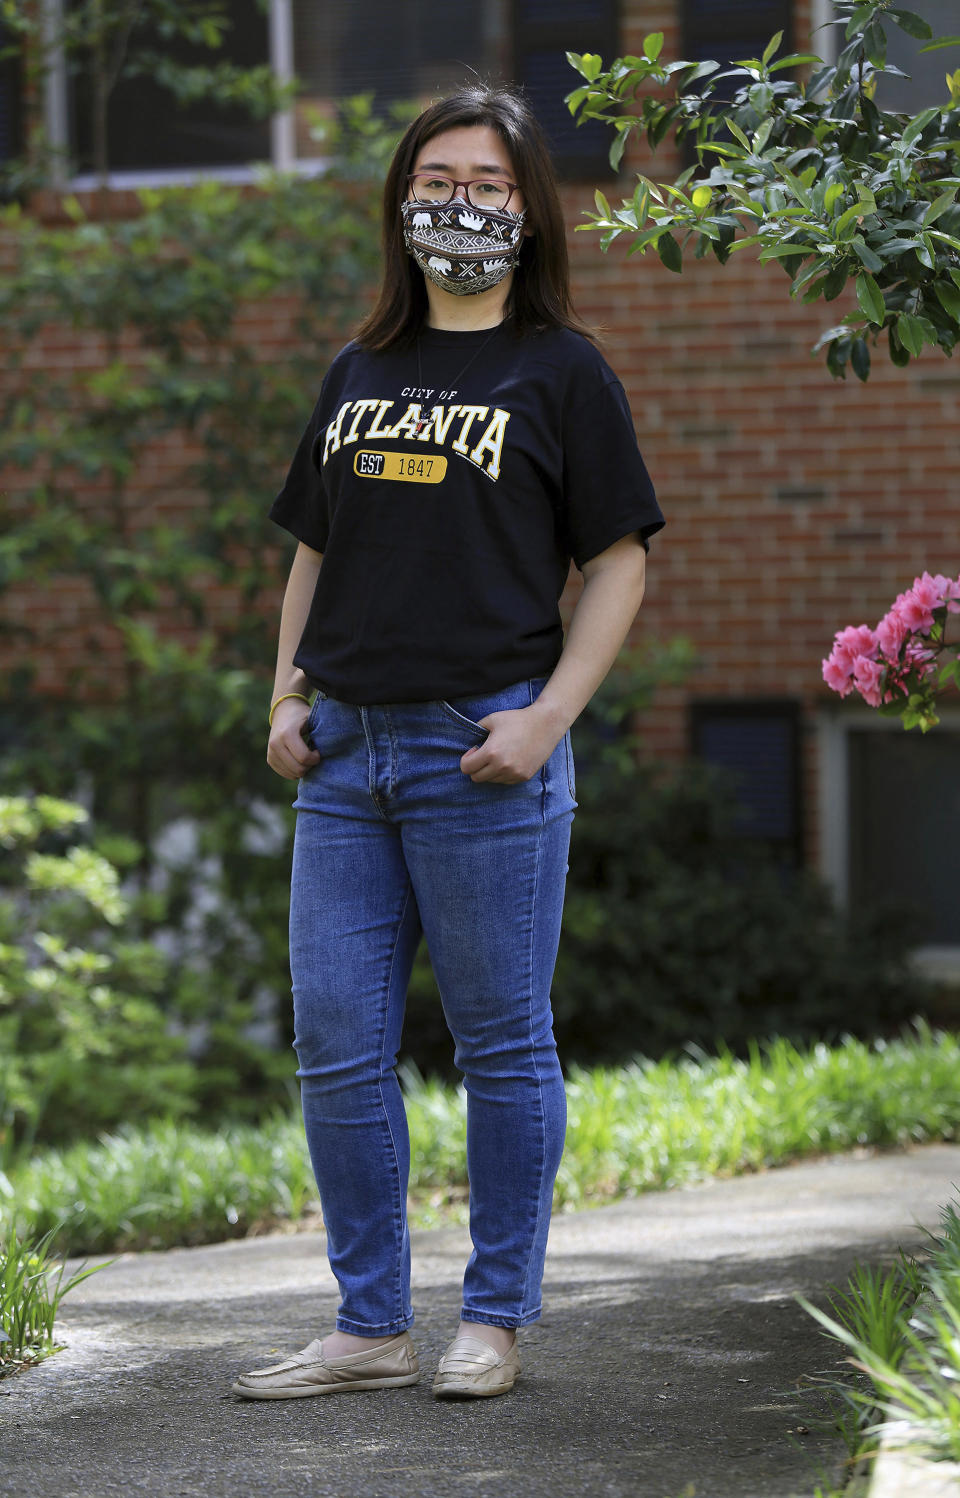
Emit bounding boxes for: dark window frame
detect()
[0,18,23,176]
[681,0,793,81]
[689,696,804,866]
[511,0,620,180]
[67,0,271,176]
[680,1,793,169]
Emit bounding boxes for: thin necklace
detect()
[413,324,501,435]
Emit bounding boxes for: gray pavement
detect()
[4,1142,960,1498]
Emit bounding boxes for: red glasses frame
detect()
[407,174,521,211]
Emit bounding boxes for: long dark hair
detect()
[356,84,593,350]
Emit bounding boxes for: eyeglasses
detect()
[407,173,521,212]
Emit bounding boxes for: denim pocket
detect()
[302,689,327,745]
[439,700,490,738]
[564,731,576,799]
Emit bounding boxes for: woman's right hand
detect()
[267,698,322,780]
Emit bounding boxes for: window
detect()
[68,0,270,174]
[818,711,960,972]
[0,15,23,180]
[41,0,617,187]
[848,726,960,946]
[682,0,792,102]
[290,1,501,162]
[690,699,803,865]
[511,0,619,178]
[680,1,792,169]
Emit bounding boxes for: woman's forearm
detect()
[272,541,324,703]
[532,534,647,735]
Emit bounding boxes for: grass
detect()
[0,1220,111,1376]
[796,1191,960,1475]
[4,1019,960,1258]
[4,1017,960,1384]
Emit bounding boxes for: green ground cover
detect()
[4,1020,957,1265]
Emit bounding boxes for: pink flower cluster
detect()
[822,571,960,708]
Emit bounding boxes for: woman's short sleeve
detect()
[268,397,330,553]
[561,374,664,568]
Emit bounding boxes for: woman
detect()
[233,84,664,1403]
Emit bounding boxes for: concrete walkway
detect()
[4,1143,960,1498]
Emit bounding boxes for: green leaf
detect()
[835,203,865,237]
[679,59,721,85]
[902,107,940,151]
[823,262,849,301]
[594,188,612,220]
[896,312,934,355]
[778,167,813,211]
[656,232,683,273]
[853,183,877,216]
[725,119,752,151]
[922,188,958,227]
[918,36,960,52]
[863,19,887,68]
[851,236,884,272]
[856,272,885,326]
[761,30,784,67]
[643,32,664,62]
[758,242,820,260]
[850,337,871,382]
[565,86,589,116]
[825,182,845,214]
[608,129,628,172]
[691,185,712,212]
[769,53,822,72]
[928,229,960,252]
[934,280,960,320]
[889,9,933,40]
[888,323,911,365]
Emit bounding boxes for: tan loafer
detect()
[232,1332,420,1399]
[432,1333,520,1399]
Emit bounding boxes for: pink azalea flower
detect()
[912,572,943,610]
[942,575,960,614]
[830,623,879,672]
[852,655,885,707]
[822,655,854,695]
[897,588,935,635]
[876,609,908,660]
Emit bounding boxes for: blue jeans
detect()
[289,675,575,1335]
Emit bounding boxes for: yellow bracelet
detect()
[268,691,311,728]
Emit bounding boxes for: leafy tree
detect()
[567,0,960,379]
[0,95,409,1121]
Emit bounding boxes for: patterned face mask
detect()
[401,198,527,296]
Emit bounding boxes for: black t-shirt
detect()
[270,320,664,704]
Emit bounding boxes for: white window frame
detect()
[41,0,324,190]
[809,0,839,66]
[817,705,960,980]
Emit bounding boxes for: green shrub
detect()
[0,795,196,1159]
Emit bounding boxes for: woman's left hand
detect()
[459,703,564,784]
